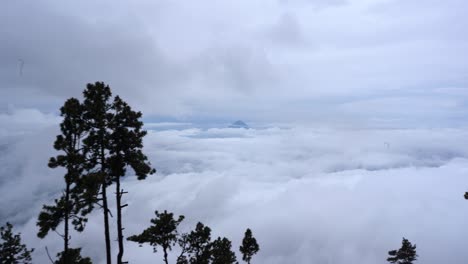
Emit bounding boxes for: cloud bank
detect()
[1,114,468,263]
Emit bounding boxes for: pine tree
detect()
[210,237,237,264]
[239,229,259,264]
[54,248,92,264]
[178,222,212,264]
[387,238,418,264]
[81,82,114,264]
[37,98,95,263]
[0,222,34,264]
[108,95,155,264]
[82,82,155,264]
[127,211,184,264]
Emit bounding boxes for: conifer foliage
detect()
[0,222,34,264]
[128,210,258,264]
[37,97,93,263]
[127,211,184,264]
[239,229,259,264]
[387,238,418,264]
[177,222,212,264]
[37,82,155,264]
[54,248,92,264]
[210,237,237,264]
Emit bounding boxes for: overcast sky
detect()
[2,1,468,264]
[1,0,467,126]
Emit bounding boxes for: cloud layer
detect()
[1,0,468,262]
[1,115,468,264]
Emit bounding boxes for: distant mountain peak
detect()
[229,120,249,129]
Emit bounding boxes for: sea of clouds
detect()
[1,109,468,264]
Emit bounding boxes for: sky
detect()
[1,0,468,263]
[1,0,468,125]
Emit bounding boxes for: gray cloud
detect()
[2,116,468,263]
[1,0,467,124]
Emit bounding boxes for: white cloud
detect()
[2,123,468,263]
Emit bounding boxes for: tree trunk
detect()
[102,183,112,264]
[101,141,112,264]
[116,177,124,264]
[163,247,169,264]
[64,180,70,263]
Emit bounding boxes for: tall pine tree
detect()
[82,82,155,264]
[37,98,94,263]
[108,95,155,264]
[82,82,114,264]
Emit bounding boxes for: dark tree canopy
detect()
[210,237,237,264]
[239,228,259,264]
[80,82,155,264]
[387,238,418,264]
[54,248,92,264]
[125,209,261,264]
[37,98,93,238]
[0,222,34,264]
[128,211,184,264]
[180,222,212,264]
[37,98,94,264]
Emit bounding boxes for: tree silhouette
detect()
[0,222,34,264]
[128,211,184,264]
[178,222,212,264]
[129,210,261,264]
[82,82,155,264]
[54,248,92,264]
[81,82,114,264]
[239,229,259,264]
[387,238,418,264]
[210,237,237,264]
[108,95,155,264]
[37,98,94,263]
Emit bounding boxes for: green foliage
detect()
[239,229,259,264]
[387,238,418,264]
[128,211,184,264]
[0,222,34,264]
[210,237,237,264]
[55,248,92,264]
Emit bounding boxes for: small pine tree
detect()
[177,222,212,264]
[127,211,184,264]
[387,237,418,264]
[210,237,237,264]
[239,228,259,264]
[0,222,34,264]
